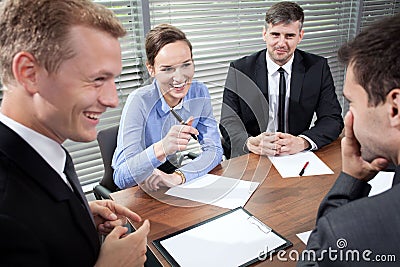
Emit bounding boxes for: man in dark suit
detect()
[0,0,149,266]
[298,14,400,266]
[220,2,343,158]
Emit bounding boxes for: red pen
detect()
[299,161,309,176]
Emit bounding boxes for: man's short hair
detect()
[0,0,126,86]
[338,14,400,106]
[265,1,304,30]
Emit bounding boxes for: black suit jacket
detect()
[298,172,400,266]
[220,49,344,158]
[0,122,100,266]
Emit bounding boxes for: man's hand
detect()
[341,110,389,181]
[246,132,281,156]
[275,133,309,155]
[143,169,181,191]
[89,200,142,235]
[95,220,150,267]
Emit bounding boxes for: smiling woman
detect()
[147,40,195,107]
[112,24,223,191]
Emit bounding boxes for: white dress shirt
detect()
[266,53,293,133]
[265,53,317,150]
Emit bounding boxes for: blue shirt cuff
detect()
[146,144,166,168]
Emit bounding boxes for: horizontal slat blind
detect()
[360,0,400,30]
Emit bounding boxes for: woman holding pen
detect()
[112,24,223,191]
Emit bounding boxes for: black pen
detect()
[299,161,309,176]
[170,108,198,141]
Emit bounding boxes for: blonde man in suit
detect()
[0,0,149,266]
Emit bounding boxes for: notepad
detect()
[368,171,394,197]
[296,230,312,245]
[165,174,259,209]
[269,151,334,178]
[153,207,292,267]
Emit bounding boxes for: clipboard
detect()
[153,207,292,267]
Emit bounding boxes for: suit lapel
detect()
[255,49,269,131]
[290,49,305,104]
[289,50,305,133]
[0,122,100,254]
[255,49,268,98]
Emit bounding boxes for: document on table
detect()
[296,230,312,245]
[165,174,259,209]
[153,207,292,267]
[368,171,394,197]
[268,151,334,178]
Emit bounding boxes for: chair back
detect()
[97,125,119,192]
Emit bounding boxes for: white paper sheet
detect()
[296,230,312,245]
[368,171,394,197]
[268,151,334,178]
[165,174,259,209]
[159,208,288,267]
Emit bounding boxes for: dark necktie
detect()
[64,151,94,224]
[277,67,286,132]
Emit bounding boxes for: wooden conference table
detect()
[110,139,342,266]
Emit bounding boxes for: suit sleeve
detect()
[301,59,344,148]
[297,172,371,266]
[219,62,251,158]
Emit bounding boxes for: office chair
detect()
[93,125,120,200]
[93,125,199,200]
[93,126,164,266]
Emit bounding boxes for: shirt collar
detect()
[266,51,294,75]
[155,80,189,115]
[0,112,66,177]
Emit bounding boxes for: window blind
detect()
[360,0,400,30]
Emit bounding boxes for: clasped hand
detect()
[247,132,308,156]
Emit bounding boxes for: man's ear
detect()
[12,52,40,95]
[262,26,267,42]
[387,89,400,127]
[298,29,304,44]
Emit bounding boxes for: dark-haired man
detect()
[298,13,400,266]
[220,1,343,159]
